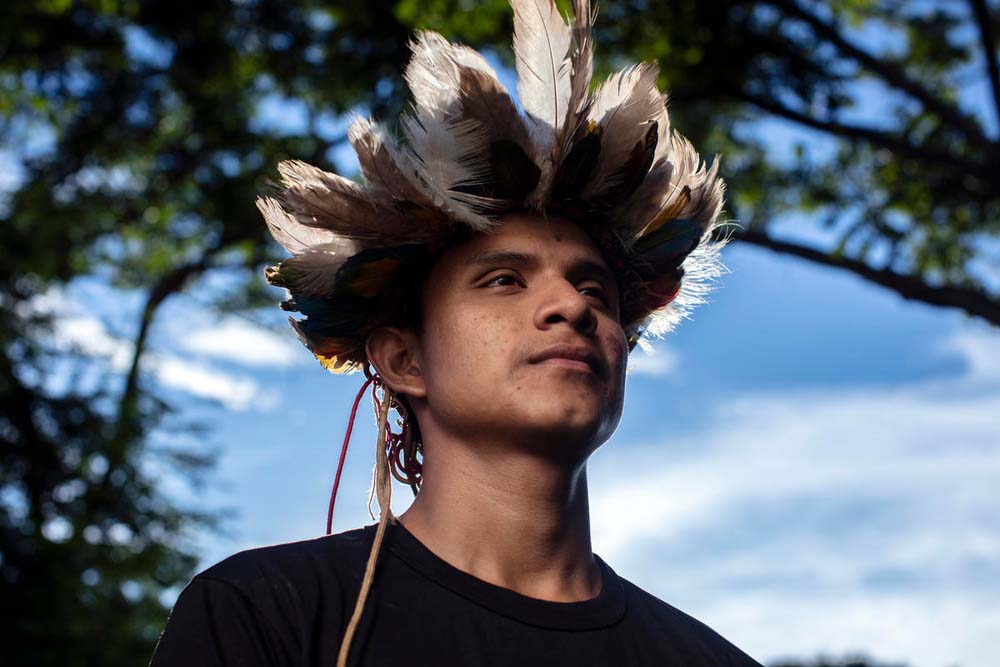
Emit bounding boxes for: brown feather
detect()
[348,116,433,207]
[275,160,446,245]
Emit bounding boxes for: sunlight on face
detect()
[414,210,629,463]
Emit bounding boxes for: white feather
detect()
[276,160,375,231]
[277,159,356,193]
[568,0,594,109]
[655,132,725,232]
[512,0,572,203]
[257,196,336,255]
[400,109,497,230]
[545,0,597,194]
[405,30,499,113]
[653,92,672,163]
[347,115,432,206]
[276,159,443,244]
[563,0,594,143]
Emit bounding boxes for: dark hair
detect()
[373,226,479,496]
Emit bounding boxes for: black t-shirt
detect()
[151,521,762,666]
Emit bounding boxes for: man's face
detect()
[412,210,628,463]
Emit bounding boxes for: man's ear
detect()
[365,326,427,399]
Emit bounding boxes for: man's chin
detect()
[512,413,614,461]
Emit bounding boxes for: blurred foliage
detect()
[0,283,220,664]
[1,0,416,664]
[1,0,996,664]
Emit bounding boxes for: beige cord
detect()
[336,383,396,667]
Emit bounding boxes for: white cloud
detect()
[52,307,135,371]
[20,285,134,371]
[148,355,265,411]
[938,327,1000,382]
[590,325,1000,667]
[27,286,275,412]
[178,317,305,368]
[704,590,1000,667]
[626,344,678,376]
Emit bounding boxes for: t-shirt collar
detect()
[367,521,628,631]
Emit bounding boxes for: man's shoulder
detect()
[195,525,373,590]
[619,576,764,666]
[153,528,374,664]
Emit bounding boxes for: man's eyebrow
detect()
[465,249,616,285]
[465,249,538,270]
[570,258,617,287]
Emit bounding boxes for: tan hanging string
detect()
[335,377,396,667]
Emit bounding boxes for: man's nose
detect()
[534,278,598,335]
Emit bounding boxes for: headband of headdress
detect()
[258,0,728,375]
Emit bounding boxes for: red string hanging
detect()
[326,375,374,535]
[326,366,424,535]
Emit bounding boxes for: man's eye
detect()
[485,274,520,287]
[579,286,608,303]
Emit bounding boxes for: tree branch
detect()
[969,0,1000,132]
[735,228,1000,326]
[109,245,226,461]
[762,0,996,146]
[735,89,995,179]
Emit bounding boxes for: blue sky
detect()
[20,11,1000,667]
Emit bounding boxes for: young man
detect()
[152,1,760,665]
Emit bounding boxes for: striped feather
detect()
[580,62,663,200]
[257,196,336,255]
[639,132,725,240]
[405,30,497,114]
[560,0,595,151]
[511,0,573,205]
[347,115,433,207]
[275,159,439,244]
[400,109,498,230]
[264,240,359,298]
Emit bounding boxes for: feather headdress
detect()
[260,0,729,374]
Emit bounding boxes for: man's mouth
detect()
[529,344,601,374]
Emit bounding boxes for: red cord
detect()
[326,376,375,535]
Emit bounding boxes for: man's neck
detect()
[396,438,601,603]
